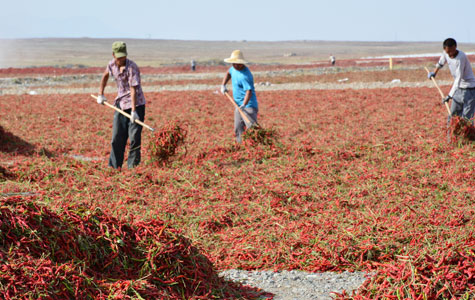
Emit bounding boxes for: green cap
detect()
[112,41,127,58]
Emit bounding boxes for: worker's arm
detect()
[99,70,109,95]
[129,86,140,123]
[96,70,110,104]
[431,54,446,78]
[131,86,137,111]
[432,67,442,77]
[222,70,231,86]
[221,71,231,94]
[241,90,252,108]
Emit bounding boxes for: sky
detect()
[1,0,475,42]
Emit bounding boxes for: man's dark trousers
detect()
[109,104,145,169]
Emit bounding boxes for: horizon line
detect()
[0,37,471,44]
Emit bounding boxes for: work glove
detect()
[427,72,436,80]
[97,95,106,105]
[442,95,452,104]
[239,104,246,110]
[220,85,228,95]
[130,110,140,124]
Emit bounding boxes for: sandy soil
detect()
[2,38,474,68]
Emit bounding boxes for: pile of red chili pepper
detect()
[148,121,187,165]
[242,126,279,146]
[0,196,264,299]
[348,234,475,299]
[450,116,475,143]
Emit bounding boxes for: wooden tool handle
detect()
[90,95,155,132]
[223,92,254,126]
[424,67,451,115]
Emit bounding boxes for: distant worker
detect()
[220,50,259,143]
[96,41,146,169]
[191,59,196,71]
[330,55,336,66]
[428,38,475,126]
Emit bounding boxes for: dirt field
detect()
[2,38,475,68]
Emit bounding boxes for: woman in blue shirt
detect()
[220,50,259,143]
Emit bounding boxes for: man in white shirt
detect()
[428,38,475,124]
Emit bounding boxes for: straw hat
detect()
[224,50,248,64]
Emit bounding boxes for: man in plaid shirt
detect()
[97,41,146,169]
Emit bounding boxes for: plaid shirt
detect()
[107,59,146,110]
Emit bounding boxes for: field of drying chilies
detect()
[0,47,475,299]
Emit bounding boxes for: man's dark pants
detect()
[109,104,145,169]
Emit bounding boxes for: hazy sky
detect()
[1,0,475,42]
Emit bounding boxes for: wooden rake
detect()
[223,92,260,128]
[424,67,451,115]
[90,94,155,132]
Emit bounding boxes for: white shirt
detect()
[437,50,475,97]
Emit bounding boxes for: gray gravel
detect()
[0,65,414,87]
[0,64,452,96]
[0,64,423,90]
[0,80,452,96]
[219,269,370,300]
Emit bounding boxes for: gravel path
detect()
[0,64,451,95]
[0,65,416,87]
[220,270,370,300]
[0,64,428,93]
[0,80,451,95]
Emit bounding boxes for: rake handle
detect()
[424,67,451,115]
[90,95,155,132]
[223,92,260,128]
